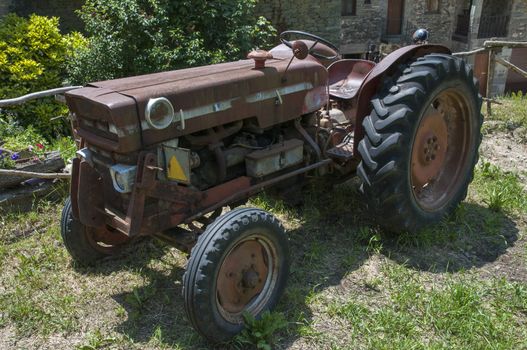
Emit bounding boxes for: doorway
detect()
[386,0,405,35]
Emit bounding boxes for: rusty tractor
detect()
[62,30,483,342]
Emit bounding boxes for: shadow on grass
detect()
[70,180,519,349]
[382,203,519,273]
[73,238,211,348]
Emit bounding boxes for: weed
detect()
[475,161,527,213]
[234,311,288,350]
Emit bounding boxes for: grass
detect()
[483,91,527,141]
[0,96,526,349]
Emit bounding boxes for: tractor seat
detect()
[328,59,376,100]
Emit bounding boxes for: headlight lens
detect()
[109,164,137,193]
[145,97,175,130]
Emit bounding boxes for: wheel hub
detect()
[412,107,448,190]
[410,89,473,211]
[216,240,269,314]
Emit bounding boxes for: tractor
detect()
[62,30,483,343]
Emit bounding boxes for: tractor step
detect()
[326,140,354,161]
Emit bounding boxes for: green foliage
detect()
[476,161,527,213]
[234,311,288,350]
[0,14,86,139]
[67,0,276,84]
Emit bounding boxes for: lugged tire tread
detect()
[183,207,289,344]
[357,54,483,233]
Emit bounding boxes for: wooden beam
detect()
[453,47,487,57]
[0,169,71,180]
[486,49,496,116]
[495,57,527,79]
[484,40,527,49]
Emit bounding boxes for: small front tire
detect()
[60,197,129,265]
[183,207,290,344]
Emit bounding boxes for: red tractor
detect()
[62,30,482,343]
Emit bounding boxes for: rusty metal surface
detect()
[328,60,376,100]
[66,88,141,153]
[354,44,451,156]
[245,139,304,177]
[68,57,328,151]
[77,160,105,228]
[411,104,448,189]
[410,88,473,211]
[216,240,269,314]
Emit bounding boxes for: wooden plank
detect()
[0,152,65,189]
[386,0,404,35]
[474,52,489,97]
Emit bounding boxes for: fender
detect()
[353,44,451,155]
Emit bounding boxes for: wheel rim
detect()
[410,88,473,211]
[216,235,278,324]
[85,226,129,254]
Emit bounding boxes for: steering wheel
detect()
[280,30,340,60]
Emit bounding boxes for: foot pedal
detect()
[326,141,354,161]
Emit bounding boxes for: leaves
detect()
[0,14,86,139]
[67,0,276,84]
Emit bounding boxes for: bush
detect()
[67,0,276,84]
[0,14,86,139]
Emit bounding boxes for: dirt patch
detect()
[480,127,527,184]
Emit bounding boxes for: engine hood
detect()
[66,57,328,153]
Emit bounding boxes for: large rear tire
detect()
[183,207,290,344]
[357,54,483,233]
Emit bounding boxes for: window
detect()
[427,0,440,13]
[342,0,357,16]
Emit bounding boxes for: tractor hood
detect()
[66,57,328,154]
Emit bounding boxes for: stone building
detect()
[1,0,525,94]
[257,0,527,95]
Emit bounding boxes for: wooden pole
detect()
[495,57,527,78]
[0,169,71,179]
[453,47,487,57]
[486,48,495,116]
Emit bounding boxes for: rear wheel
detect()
[357,54,483,233]
[183,208,289,343]
[61,197,130,265]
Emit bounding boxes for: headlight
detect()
[109,164,137,193]
[145,97,175,130]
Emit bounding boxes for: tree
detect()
[67,0,276,84]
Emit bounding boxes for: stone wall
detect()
[256,0,341,46]
[405,0,457,47]
[340,0,384,54]
[0,0,12,16]
[0,0,83,32]
[338,0,460,54]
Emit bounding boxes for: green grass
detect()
[1,97,527,349]
[483,91,527,141]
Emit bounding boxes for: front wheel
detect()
[357,54,483,233]
[61,197,130,265]
[183,208,290,343]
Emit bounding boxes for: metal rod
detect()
[185,158,333,223]
[0,86,82,107]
